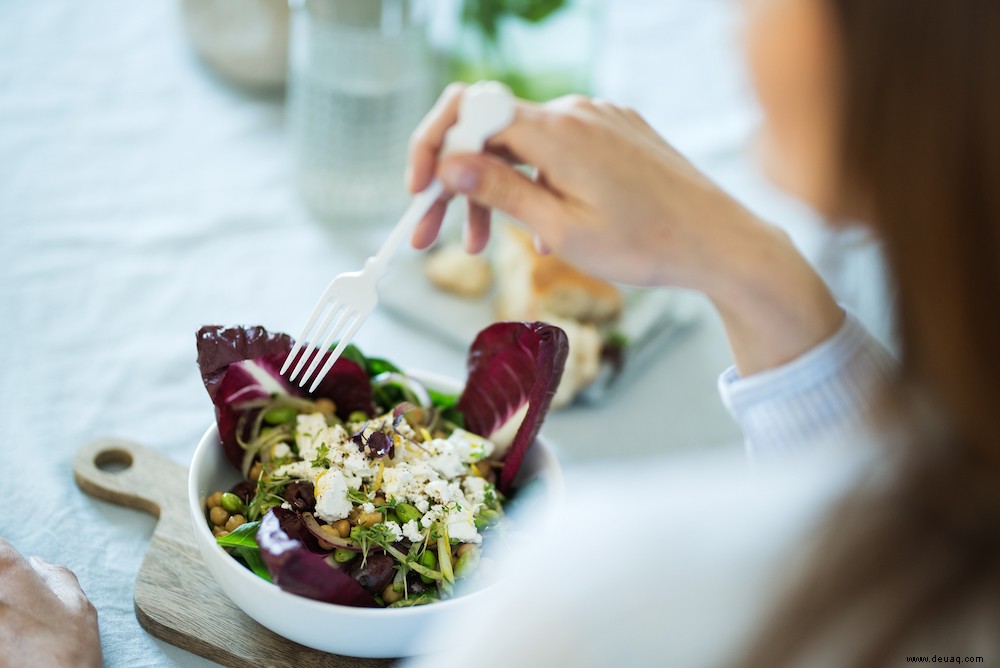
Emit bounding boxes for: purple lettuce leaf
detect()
[196,325,374,470]
[256,508,377,607]
[457,322,569,493]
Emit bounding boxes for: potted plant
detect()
[450,0,601,101]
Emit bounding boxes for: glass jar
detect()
[288,0,434,224]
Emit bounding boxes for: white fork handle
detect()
[368,179,445,277]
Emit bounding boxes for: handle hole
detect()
[95,449,133,473]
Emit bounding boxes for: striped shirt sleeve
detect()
[718,311,897,462]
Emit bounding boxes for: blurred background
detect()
[0,1,893,664]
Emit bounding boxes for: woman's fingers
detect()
[407,83,467,193]
[464,202,492,254]
[438,153,564,233]
[29,556,91,612]
[411,197,450,250]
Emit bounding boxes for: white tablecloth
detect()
[0,1,887,666]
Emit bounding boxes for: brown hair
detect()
[743,1,1000,665]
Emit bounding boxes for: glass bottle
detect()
[288,0,434,224]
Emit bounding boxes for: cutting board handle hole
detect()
[94,448,133,473]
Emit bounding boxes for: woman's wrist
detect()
[699,208,844,377]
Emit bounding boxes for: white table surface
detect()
[0,1,887,666]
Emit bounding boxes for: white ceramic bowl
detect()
[188,372,562,658]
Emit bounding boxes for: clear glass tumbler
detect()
[288,0,434,224]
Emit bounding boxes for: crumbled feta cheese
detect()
[448,428,495,463]
[294,413,330,463]
[280,411,492,545]
[401,519,423,543]
[446,505,481,544]
[382,520,403,542]
[424,438,466,478]
[314,470,352,523]
[420,506,441,530]
[462,476,488,506]
[274,460,318,482]
[272,442,292,460]
[424,480,462,505]
[342,448,374,479]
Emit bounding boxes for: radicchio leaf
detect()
[457,322,568,494]
[196,325,374,470]
[256,508,377,607]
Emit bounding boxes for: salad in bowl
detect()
[193,321,567,614]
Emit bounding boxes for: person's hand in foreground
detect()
[0,537,102,668]
[408,85,843,376]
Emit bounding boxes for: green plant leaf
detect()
[235,546,272,582]
[366,357,402,377]
[510,0,567,23]
[215,521,261,548]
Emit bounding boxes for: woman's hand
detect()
[409,85,750,289]
[408,85,844,375]
[0,538,102,668]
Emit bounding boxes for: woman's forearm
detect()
[695,202,845,377]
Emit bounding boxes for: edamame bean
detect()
[474,508,499,531]
[396,503,422,524]
[262,406,296,425]
[333,549,357,563]
[419,550,437,585]
[348,411,369,423]
[220,492,244,514]
[454,546,480,579]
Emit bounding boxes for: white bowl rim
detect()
[187,369,563,617]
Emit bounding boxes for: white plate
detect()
[379,250,701,402]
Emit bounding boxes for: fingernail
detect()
[441,162,478,193]
[534,235,551,255]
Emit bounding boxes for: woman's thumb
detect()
[438,154,560,225]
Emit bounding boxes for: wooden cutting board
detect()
[73,439,395,668]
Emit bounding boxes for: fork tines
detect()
[280,299,362,393]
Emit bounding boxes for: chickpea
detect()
[348,507,361,524]
[456,543,477,558]
[315,398,336,415]
[403,408,425,428]
[248,462,263,481]
[382,584,403,604]
[209,506,229,526]
[333,519,352,538]
[358,512,383,528]
[212,527,229,538]
[225,514,246,532]
[206,491,223,509]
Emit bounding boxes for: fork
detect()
[281,81,517,393]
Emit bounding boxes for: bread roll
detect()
[494,224,622,325]
[424,243,493,298]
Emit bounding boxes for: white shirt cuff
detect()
[718,311,896,462]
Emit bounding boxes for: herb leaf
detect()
[216,521,262,548]
[310,442,331,469]
[235,546,272,582]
